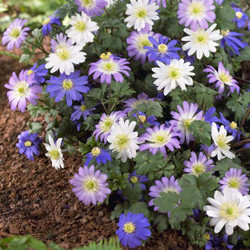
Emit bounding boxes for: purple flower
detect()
[144,35,180,65]
[150,0,166,8]
[5,70,42,112]
[129,171,148,191]
[89,53,131,84]
[203,107,220,125]
[16,131,41,161]
[219,168,249,195]
[75,0,107,17]
[71,101,95,121]
[46,71,89,106]
[204,62,240,95]
[200,144,215,159]
[51,33,72,53]
[42,13,61,36]
[214,0,224,5]
[232,7,249,29]
[177,0,216,31]
[85,147,111,165]
[27,63,48,84]
[116,212,151,248]
[2,18,30,50]
[184,152,214,176]
[69,165,111,205]
[149,176,182,211]
[170,101,203,144]
[139,124,181,157]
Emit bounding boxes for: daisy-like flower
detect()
[89,52,131,84]
[51,33,72,52]
[45,33,86,75]
[125,0,159,31]
[42,13,61,36]
[139,124,181,157]
[75,0,107,17]
[85,147,111,165]
[126,27,159,64]
[232,7,249,29]
[204,62,240,95]
[46,71,90,106]
[2,18,30,51]
[66,12,99,47]
[44,135,64,170]
[93,111,125,143]
[116,212,151,248]
[204,187,250,235]
[27,63,48,84]
[107,117,140,162]
[70,165,111,205]
[70,101,95,121]
[184,151,214,176]
[149,176,182,211]
[170,101,203,144]
[152,59,194,96]
[177,0,216,31]
[5,70,42,112]
[144,35,180,64]
[182,24,222,59]
[16,131,41,161]
[211,123,235,161]
[129,171,148,191]
[219,168,249,195]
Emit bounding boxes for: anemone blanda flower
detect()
[149,176,182,211]
[152,59,194,96]
[5,70,42,112]
[16,131,41,161]
[45,33,86,75]
[46,71,89,106]
[182,24,222,59]
[139,124,181,157]
[170,101,203,144]
[177,0,216,31]
[51,33,72,52]
[75,0,107,17]
[107,117,140,162]
[204,62,239,95]
[129,171,148,190]
[211,123,235,161]
[44,135,64,170]
[219,168,249,195]
[2,18,30,50]
[27,63,48,84]
[93,111,125,143]
[85,147,111,166]
[125,0,159,31]
[144,35,180,64]
[70,165,111,205]
[126,27,159,64]
[184,152,214,176]
[232,7,249,29]
[70,101,95,121]
[66,12,99,47]
[204,187,250,235]
[89,52,130,84]
[42,13,61,36]
[116,212,151,248]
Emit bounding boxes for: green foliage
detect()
[122,182,142,203]
[235,46,250,63]
[153,214,168,233]
[215,3,235,30]
[135,100,163,118]
[189,120,211,145]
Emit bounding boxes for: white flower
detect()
[211,123,235,161]
[44,135,64,170]
[66,12,99,47]
[125,0,159,31]
[204,188,250,235]
[107,117,140,162]
[182,24,222,59]
[152,59,195,96]
[45,43,86,75]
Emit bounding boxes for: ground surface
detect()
[0,49,195,249]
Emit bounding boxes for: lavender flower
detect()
[71,101,95,121]
[42,13,61,36]
[129,171,148,191]
[51,33,72,52]
[232,7,249,29]
[200,144,215,159]
[85,147,111,165]
[203,107,220,125]
[75,0,107,17]
[27,63,48,84]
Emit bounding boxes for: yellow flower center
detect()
[158,44,168,54]
[27,70,34,75]
[49,149,60,160]
[24,141,32,147]
[196,34,207,43]
[138,115,146,123]
[81,105,86,111]
[236,11,243,19]
[230,121,237,129]
[220,202,239,220]
[189,1,204,15]
[16,81,29,97]
[74,21,86,32]
[115,134,129,150]
[123,222,136,234]
[103,61,116,72]
[221,29,230,37]
[203,233,210,241]
[183,118,193,131]
[100,52,112,60]
[216,135,228,149]
[152,134,169,146]
[228,178,240,189]
[57,48,70,60]
[137,37,152,52]
[168,66,181,80]
[10,28,20,39]
[91,147,101,156]
[192,164,206,176]
[101,118,114,132]
[43,17,51,25]
[84,179,98,191]
[218,72,230,84]
[81,0,94,7]
[62,79,73,90]
[163,187,178,193]
[136,8,147,18]
[130,176,138,184]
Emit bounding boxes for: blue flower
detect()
[129,171,148,191]
[42,13,61,36]
[16,131,41,161]
[70,101,95,121]
[28,63,48,83]
[133,111,159,127]
[85,147,111,165]
[46,71,90,106]
[116,212,151,248]
[144,35,180,65]
[232,6,249,29]
[203,107,221,125]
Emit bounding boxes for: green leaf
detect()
[110,204,125,220]
[234,46,250,63]
[189,120,211,145]
[122,183,142,203]
[215,4,235,30]
[154,192,179,213]
[125,202,150,218]
[28,122,42,134]
[153,214,168,233]
[136,100,163,117]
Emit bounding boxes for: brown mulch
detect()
[0,48,194,249]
